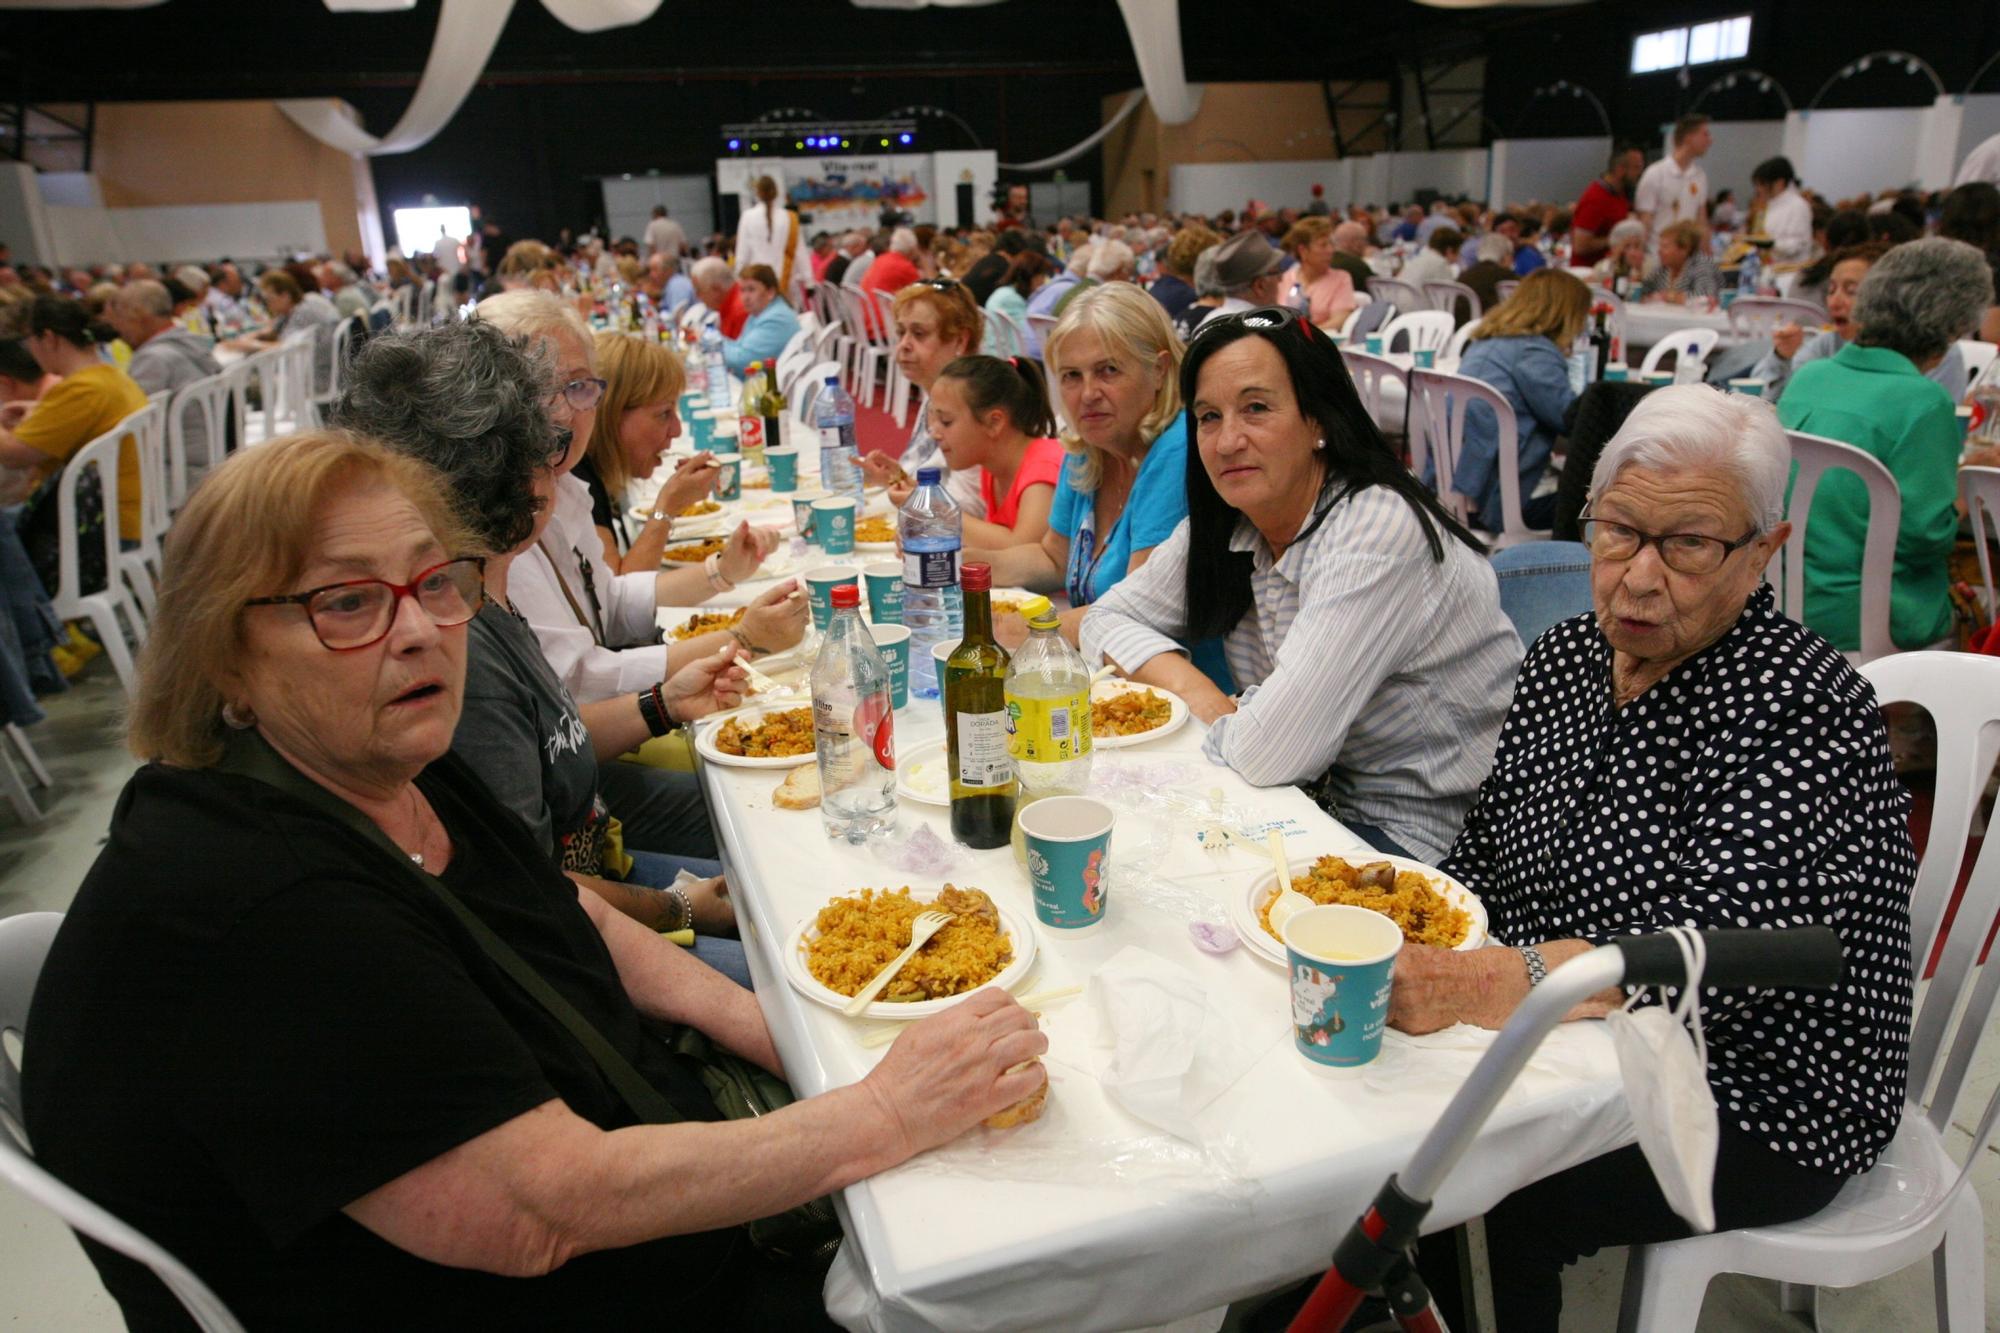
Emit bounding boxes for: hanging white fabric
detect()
[278,0,513,156]
[998,90,1146,172]
[539,0,662,31]
[1606,927,1721,1233]
[1115,0,1202,125]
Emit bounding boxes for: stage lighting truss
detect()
[720,119,919,155]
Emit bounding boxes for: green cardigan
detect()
[1777,342,1960,651]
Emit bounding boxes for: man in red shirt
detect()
[690,256,747,338]
[1571,144,1645,266]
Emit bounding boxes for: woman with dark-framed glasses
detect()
[1394,385,1915,1329]
[1078,304,1521,860]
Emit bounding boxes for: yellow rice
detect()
[1259,855,1469,948]
[806,886,1012,1002]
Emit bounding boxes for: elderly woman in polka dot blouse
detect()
[1394,385,1917,1331]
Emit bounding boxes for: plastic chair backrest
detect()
[1026,311,1059,352]
[167,367,235,508]
[53,425,130,619]
[1368,276,1424,320]
[1857,654,2000,1160]
[795,361,843,423]
[1381,310,1454,355]
[1728,296,1828,340]
[1423,280,1481,322]
[1637,326,1722,377]
[990,309,1031,360]
[1345,299,1394,340]
[1780,430,1901,663]
[0,912,247,1333]
[1411,367,1542,544]
[1444,318,1482,362]
[1957,338,1997,386]
[1340,349,1407,445]
[1961,466,2000,621]
[125,401,170,561]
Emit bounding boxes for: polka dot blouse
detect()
[1441,584,1916,1176]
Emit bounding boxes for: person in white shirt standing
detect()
[430,225,464,275]
[1751,156,1813,265]
[643,205,686,263]
[732,175,812,307]
[1634,114,1713,250]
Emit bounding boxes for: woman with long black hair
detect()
[1079,307,1523,860]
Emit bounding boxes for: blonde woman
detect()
[966,282,1203,662]
[1428,268,1592,532]
[580,331,722,575]
[731,174,811,306]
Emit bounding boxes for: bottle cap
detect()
[917,467,942,485]
[830,583,860,608]
[825,374,841,386]
[960,562,992,592]
[747,360,763,372]
[1019,594,1059,627]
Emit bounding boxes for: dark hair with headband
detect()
[1179,308,1482,640]
[934,354,1054,438]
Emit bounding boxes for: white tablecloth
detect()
[1616,303,1737,353]
[694,698,1633,1332]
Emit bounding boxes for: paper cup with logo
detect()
[928,638,959,711]
[1726,377,1768,398]
[1413,347,1436,369]
[1603,361,1629,382]
[803,564,860,631]
[765,445,800,492]
[870,624,911,709]
[812,496,857,555]
[689,409,717,450]
[1017,795,1113,930]
[791,489,827,542]
[862,560,903,624]
[710,417,740,454]
[1364,333,1385,355]
[1282,905,1402,1073]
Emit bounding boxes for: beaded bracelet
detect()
[658,886,693,934]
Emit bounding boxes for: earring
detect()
[1315,436,1327,450]
[221,702,255,730]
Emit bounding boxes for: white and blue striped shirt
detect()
[1080,485,1523,860]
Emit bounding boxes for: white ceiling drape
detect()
[278,0,514,155]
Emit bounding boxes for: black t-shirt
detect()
[23,754,736,1331]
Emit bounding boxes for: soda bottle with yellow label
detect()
[1003,595,1093,864]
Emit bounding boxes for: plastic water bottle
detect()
[1004,594,1093,865]
[1673,338,1706,385]
[1737,249,1761,300]
[701,327,728,410]
[900,466,964,700]
[813,376,865,505]
[810,583,897,844]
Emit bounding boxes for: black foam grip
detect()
[1614,927,1843,991]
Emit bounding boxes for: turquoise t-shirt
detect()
[1050,416,1234,689]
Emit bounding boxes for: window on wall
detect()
[1631,15,1750,75]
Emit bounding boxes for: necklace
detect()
[404,786,428,869]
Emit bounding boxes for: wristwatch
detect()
[1520,945,1549,989]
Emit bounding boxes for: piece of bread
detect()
[772,764,821,810]
[982,1067,1049,1130]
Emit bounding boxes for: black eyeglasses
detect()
[1579,515,1759,576]
[551,376,607,412]
[245,557,486,650]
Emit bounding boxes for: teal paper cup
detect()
[765,445,800,493]
[1282,905,1403,1073]
[714,453,742,502]
[1018,795,1113,930]
[1726,377,1768,398]
[711,418,740,454]
[1413,347,1436,369]
[689,409,716,450]
[804,564,859,631]
[870,624,911,708]
[1603,362,1629,382]
[812,496,857,555]
[791,490,827,542]
[863,560,903,624]
[929,638,958,713]
[1364,333,1385,355]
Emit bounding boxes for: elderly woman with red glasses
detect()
[21,427,1045,1331]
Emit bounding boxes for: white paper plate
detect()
[1233,854,1489,966]
[693,702,818,769]
[784,895,1037,1020]
[853,540,899,555]
[1089,680,1189,749]
[895,738,950,806]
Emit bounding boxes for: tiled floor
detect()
[0,669,1994,1331]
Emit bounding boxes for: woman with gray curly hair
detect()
[1777,235,1994,651]
[332,322,752,979]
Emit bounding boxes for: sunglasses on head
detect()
[1189,305,1318,346]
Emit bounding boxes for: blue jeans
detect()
[623,849,752,989]
[599,760,719,860]
[1490,541,1592,649]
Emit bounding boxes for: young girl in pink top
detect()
[890,355,1066,548]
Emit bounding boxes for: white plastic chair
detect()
[1637,327,1722,378]
[50,426,146,696]
[119,401,170,620]
[1409,367,1548,548]
[1367,275,1425,321]
[1381,310,1455,356]
[1776,430,1901,664]
[1960,466,2000,620]
[1617,651,2000,1333]
[794,360,843,427]
[0,912,248,1332]
[1956,339,1996,386]
[988,309,1031,360]
[1424,280,1481,323]
[1341,348,1408,439]
[874,289,914,427]
[1727,296,1828,341]
[305,317,353,425]
[1026,311,1059,358]
[1444,318,1482,362]
[163,368,235,511]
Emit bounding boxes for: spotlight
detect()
[899,133,912,145]
[796,140,804,149]
[728,138,740,150]
[880,137,890,147]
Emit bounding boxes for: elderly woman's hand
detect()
[656,454,721,517]
[861,989,1049,1155]
[1388,942,1468,1035]
[717,521,776,583]
[1770,321,1806,361]
[740,578,807,653]
[662,642,749,722]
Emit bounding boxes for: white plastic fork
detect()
[842,911,952,1016]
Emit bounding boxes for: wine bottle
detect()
[944,562,1016,848]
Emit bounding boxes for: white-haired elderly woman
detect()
[1391,385,1916,1331]
[860,225,923,305]
[1778,236,1994,653]
[1589,216,1651,293]
[687,255,747,338]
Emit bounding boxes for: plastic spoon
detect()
[1264,830,1314,937]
